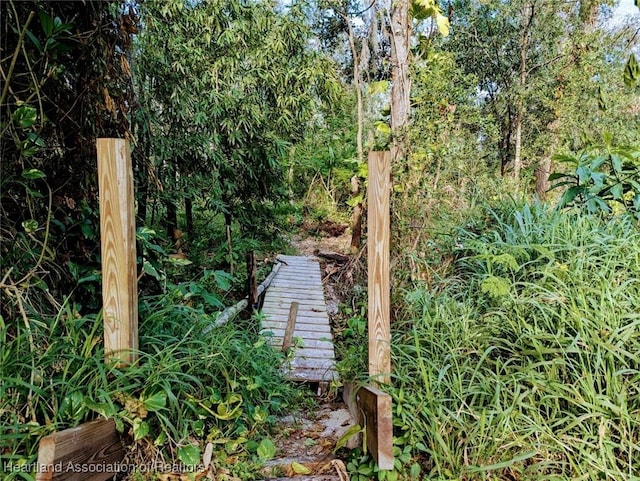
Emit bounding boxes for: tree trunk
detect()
[351,202,363,251]
[224,211,234,276]
[185,196,194,236]
[166,198,177,239]
[345,14,366,250]
[346,19,364,165]
[513,106,523,181]
[134,148,148,226]
[535,156,552,200]
[390,0,411,163]
[513,3,534,184]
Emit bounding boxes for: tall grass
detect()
[1,292,298,480]
[391,204,640,480]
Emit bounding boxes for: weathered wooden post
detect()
[97,138,138,366]
[34,140,134,479]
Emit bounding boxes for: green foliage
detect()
[134,0,340,234]
[378,202,640,479]
[550,141,640,218]
[624,53,639,88]
[0,291,301,479]
[446,0,637,182]
[335,299,368,381]
[1,0,137,319]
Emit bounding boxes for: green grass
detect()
[0,292,301,480]
[360,203,640,480]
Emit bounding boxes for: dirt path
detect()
[289,231,352,257]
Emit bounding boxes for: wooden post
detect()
[364,151,393,470]
[97,138,138,366]
[358,385,393,469]
[367,151,391,383]
[247,251,257,309]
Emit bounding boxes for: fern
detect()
[480,275,512,298]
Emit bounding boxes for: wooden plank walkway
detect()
[261,255,337,382]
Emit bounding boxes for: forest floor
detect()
[290,226,352,257]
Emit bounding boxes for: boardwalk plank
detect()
[262,255,336,382]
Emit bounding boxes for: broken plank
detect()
[282,302,299,352]
[287,347,335,359]
[267,296,326,305]
[274,269,322,276]
[264,301,327,312]
[270,338,334,350]
[273,276,322,289]
[278,273,320,279]
[36,418,125,481]
[278,255,320,264]
[288,357,335,369]
[265,293,326,303]
[262,323,329,334]
[288,368,337,381]
[262,306,328,317]
[267,297,326,307]
[267,287,326,297]
[262,324,331,336]
[262,327,331,337]
[266,292,326,302]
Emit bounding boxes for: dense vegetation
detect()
[2,0,640,479]
[356,203,640,479]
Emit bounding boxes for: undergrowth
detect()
[1,291,300,480]
[348,203,640,480]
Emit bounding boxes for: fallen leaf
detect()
[291,462,311,475]
[202,442,213,468]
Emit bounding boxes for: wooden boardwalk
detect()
[261,255,337,382]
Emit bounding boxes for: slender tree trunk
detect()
[134,143,149,225]
[224,211,234,276]
[346,19,364,165]
[513,106,523,181]
[513,3,534,184]
[185,196,194,236]
[166,198,177,239]
[345,16,367,250]
[535,156,552,199]
[165,161,178,239]
[390,0,411,163]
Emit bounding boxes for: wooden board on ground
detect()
[270,337,334,350]
[288,367,338,381]
[36,418,125,481]
[261,306,329,318]
[261,319,332,332]
[261,255,337,383]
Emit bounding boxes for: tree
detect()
[390,0,449,161]
[447,0,636,196]
[1,0,136,313]
[134,0,338,249]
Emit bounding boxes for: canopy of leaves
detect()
[134,0,340,232]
